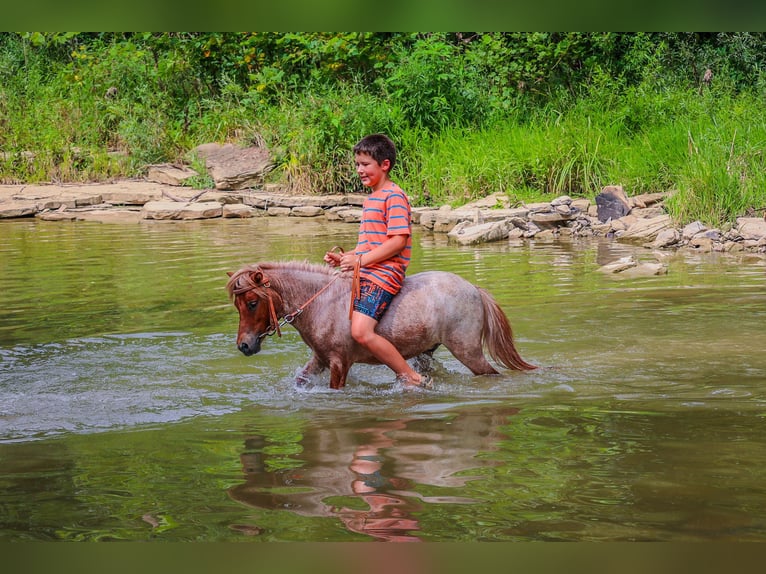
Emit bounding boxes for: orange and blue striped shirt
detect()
[354,185,412,294]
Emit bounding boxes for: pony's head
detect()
[226,265,283,356]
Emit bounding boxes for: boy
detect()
[324,134,432,389]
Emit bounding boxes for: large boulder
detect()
[595,185,631,223]
[193,143,273,191]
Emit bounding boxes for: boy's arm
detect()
[339,234,407,270]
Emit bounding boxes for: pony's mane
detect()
[226,260,338,298]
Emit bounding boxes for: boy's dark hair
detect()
[353,133,396,171]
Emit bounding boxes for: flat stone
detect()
[290,205,324,217]
[551,195,573,206]
[618,262,668,278]
[266,206,292,217]
[141,200,222,220]
[447,220,511,245]
[222,204,257,218]
[598,256,638,273]
[737,217,766,240]
[682,220,707,240]
[528,210,577,228]
[37,211,78,221]
[147,164,199,186]
[337,208,362,223]
[74,209,143,223]
[0,201,37,218]
[650,228,680,248]
[688,236,714,252]
[630,192,669,208]
[620,214,673,241]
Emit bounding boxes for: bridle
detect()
[232,266,341,340]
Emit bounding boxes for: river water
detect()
[1,216,765,541]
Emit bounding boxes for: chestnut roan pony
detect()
[227,261,536,389]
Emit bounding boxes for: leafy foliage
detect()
[3,32,766,223]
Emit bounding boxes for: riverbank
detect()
[2,179,766,262]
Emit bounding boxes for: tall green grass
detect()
[2,37,766,226]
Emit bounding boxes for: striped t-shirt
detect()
[354,185,412,294]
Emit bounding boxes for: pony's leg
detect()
[442,338,499,376]
[328,359,350,390]
[295,354,326,386]
[410,346,439,374]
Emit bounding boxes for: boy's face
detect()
[355,152,390,191]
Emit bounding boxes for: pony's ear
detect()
[252,270,264,285]
[226,271,233,277]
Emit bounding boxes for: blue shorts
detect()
[354,279,395,322]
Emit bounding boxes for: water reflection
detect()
[2,218,766,541]
[228,408,517,542]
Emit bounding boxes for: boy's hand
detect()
[324,250,342,267]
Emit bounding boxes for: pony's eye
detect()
[246,300,259,311]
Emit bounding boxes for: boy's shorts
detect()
[353,278,395,322]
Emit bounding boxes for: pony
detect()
[227,261,536,389]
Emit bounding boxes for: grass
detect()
[2,43,766,226]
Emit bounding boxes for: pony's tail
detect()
[479,288,537,371]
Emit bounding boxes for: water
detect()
[1,217,765,541]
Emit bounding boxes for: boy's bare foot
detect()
[395,373,434,390]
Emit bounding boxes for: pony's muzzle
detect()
[237,334,262,356]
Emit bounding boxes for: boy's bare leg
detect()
[350,312,424,386]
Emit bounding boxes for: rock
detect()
[147,164,199,186]
[598,255,668,277]
[266,194,344,209]
[613,214,637,232]
[0,201,37,218]
[523,221,542,238]
[336,208,363,223]
[416,210,437,230]
[650,228,680,248]
[193,143,273,190]
[141,200,222,220]
[266,206,292,217]
[688,236,714,252]
[533,229,556,241]
[619,262,668,278]
[73,209,143,224]
[447,220,511,245]
[631,206,666,219]
[291,205,324,217]
[222,204,256,218]
[37,211,77,221]
[595,185,631,222]
[551,195,573,207]
[598,255,638,273]
[620,214,673,241]
[461,191,512,209]
[682,220,707,240]
[736,217,766,240]
[528,210,577,229]
[571,198,591,212]
[630,192,669,208]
